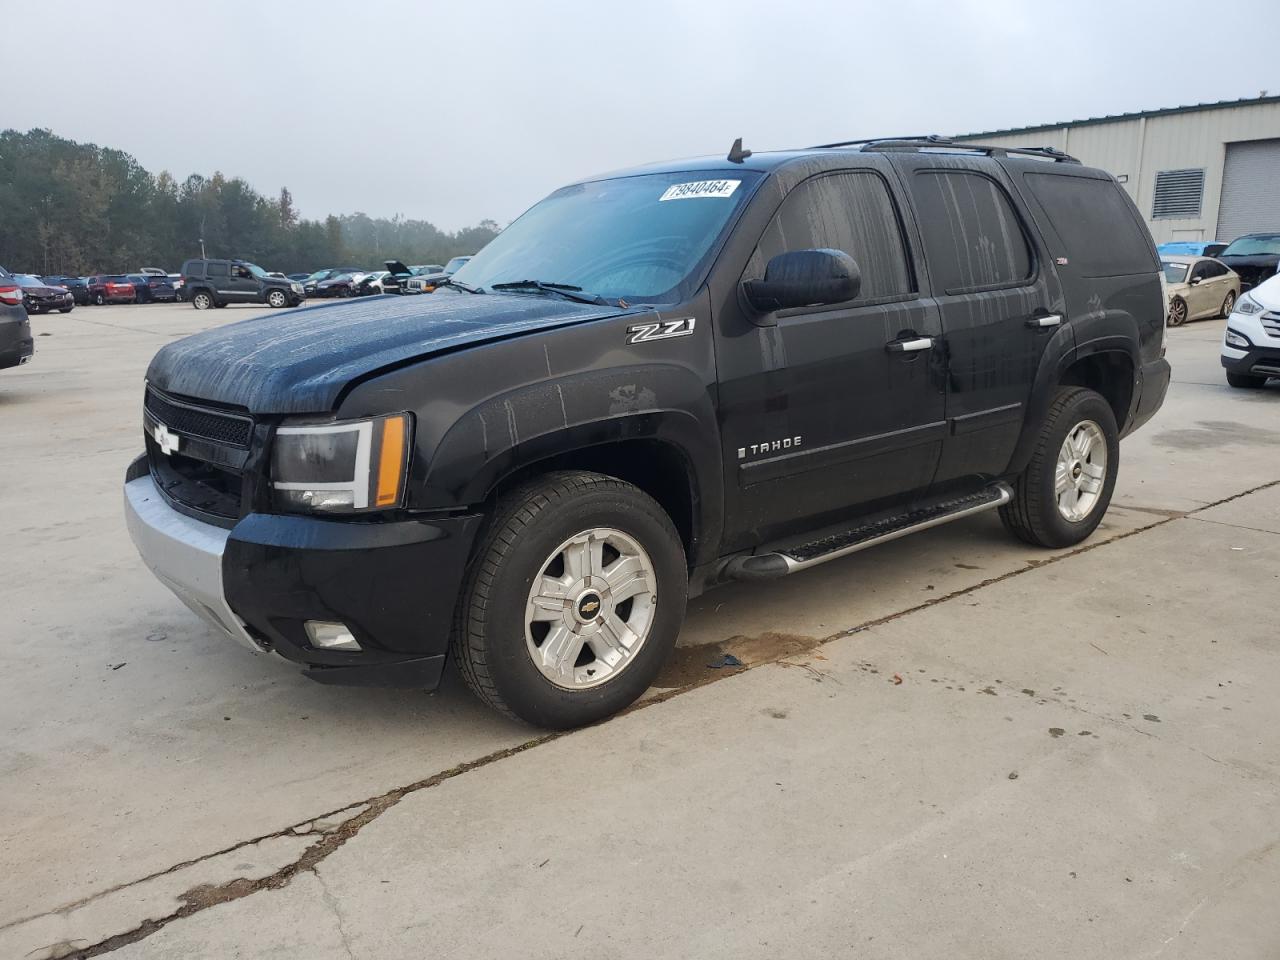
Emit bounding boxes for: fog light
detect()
[304,621,361,651]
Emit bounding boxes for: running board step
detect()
[724,484,1013,581]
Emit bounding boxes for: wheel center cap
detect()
[1071,461,1083,480]
[575,592,603,622]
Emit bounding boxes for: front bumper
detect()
[1221,345,1280,378]
[124,462,482,688]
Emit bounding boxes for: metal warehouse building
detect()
[954,95,1280,245]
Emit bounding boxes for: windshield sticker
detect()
[659,180,741,202]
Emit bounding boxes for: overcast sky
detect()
[6,0,1277,232]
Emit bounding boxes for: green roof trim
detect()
[954,94,1280,140]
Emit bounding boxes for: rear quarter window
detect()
[206,261,229,278]
[1023,173,1157,277]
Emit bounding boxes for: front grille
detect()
[145,387,252,447]
[1261,312,1280,339]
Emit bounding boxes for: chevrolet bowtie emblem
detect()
[152,422,181,456]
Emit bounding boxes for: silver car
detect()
[1162,255,1241,326]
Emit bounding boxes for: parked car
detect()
[381,261,442,295]
[87,275,137,305]
[0,265,34,370]
[41,275,91,305]
[405,255,474,294]
[1222,273,1280,388]
[1157,240,1228,258]
[315,273,364,298]
[181,259,305,310]
[126,273,178,304]
[355,270,391,295]
[168,274,187,301]
[124,136,1168,728]
[301,268,362,297]
[12,274,75,314]
[1217,233,1280,291]
[1161,256,1240,326]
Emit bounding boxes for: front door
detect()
[716,165,946,550]
[226,263,259,302]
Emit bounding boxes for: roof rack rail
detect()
[809,134,946,149]
[854,137,1081,164]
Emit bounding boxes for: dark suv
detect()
[180,259,304,310]
[125,136,1168,729]
[0,266,34,370]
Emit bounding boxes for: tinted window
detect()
[454,171,762,303]
[1221,235,1280,257]
[911,170,1032,293]
[206,261,229,277]
[748,171,913,301]
[1024,173,1157,277]
[1201,260,1228,279]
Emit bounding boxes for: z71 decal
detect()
[626,317,696,344]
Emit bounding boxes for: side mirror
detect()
[1189,276,1202,286]
[743,249,861,313]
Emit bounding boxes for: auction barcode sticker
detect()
[659,180,741,201]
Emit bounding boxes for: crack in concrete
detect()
[55,477,1280,958]
[1186,515,1280,537]
[313,869,356,960]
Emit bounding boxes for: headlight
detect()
[1234,293,1264,316]
[291,282,303,293]
[272,413,412,513]
[1224,328,1252,349]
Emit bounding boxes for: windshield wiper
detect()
[434,277,483,294]
[490,280,612,306]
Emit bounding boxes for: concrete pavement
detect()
[1,304,1277,958]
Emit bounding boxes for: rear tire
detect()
[1220,291,1237,318]
[1226,371,1267,389]
[191,291,213,310]
[452,471,688,729]
[1000,386,1119,548]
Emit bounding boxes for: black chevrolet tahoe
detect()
[125,137,1169,728]
[181,258,304,310]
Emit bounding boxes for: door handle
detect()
[886,337,934,353]
[1026,314,1062,329]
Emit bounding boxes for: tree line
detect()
[0,128,500,276]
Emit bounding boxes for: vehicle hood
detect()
[24,284,69,296]
[384,259,411,275]
[1245,274,1280,309]
[145,291,637,414]
[1219,253,1280,268]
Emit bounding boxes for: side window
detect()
[748,171,914,302]
[1202,260,1227,279]
[206,261,229,278]
[1190,261,1210,281]
[1022,173,1158,277]
[910,170,1032,294]
[232,264,251,279]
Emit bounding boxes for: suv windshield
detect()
[453,171,761,304]
[1222,235,1280,257]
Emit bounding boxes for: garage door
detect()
[1216,138,1280,241]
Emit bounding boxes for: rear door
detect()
[1192,258,1231,318]
[892,156,1058,489]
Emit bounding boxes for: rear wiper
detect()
[435,277,483,294]
[490,280,612,306]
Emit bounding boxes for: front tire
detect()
[1000,386,1119,548]
[191,290,213,310]
[94,293,105,305]
[452,471,688,729]
[1167,297,1188,326]
[266,290,288,308]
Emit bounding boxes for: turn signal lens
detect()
[375,415,407,507]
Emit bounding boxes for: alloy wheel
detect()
[1055,420,1107,522]
[524,527,657,690]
